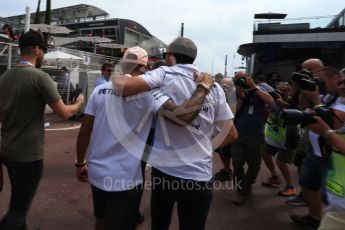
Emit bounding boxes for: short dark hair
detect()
[167,37,197,64]
[19,29,44,55]
[19,29,44,48]
[101,62,114,71]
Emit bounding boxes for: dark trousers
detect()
[0,160,43,230]
[91,184,143,230]
[231,135,264,193]
[151,168,212,230]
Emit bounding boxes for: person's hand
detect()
[300,86,320,105]
[195,72,214,88]
[76,166,88,183]
[75,94,84,104]
[236,85,245,99]
[309,116,330,135]
[245,77,256,90]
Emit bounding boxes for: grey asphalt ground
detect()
[0,119,304,230]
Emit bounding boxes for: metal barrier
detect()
[52,46,121,71]
[0,42,19,72]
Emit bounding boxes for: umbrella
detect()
[44,50,83,61]
[30,24,73,34]
[98,43,127,49]
[76,36,113,43]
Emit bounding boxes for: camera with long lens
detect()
[280,106,334,127]
[291,70,326,93]
[234,77,250,89]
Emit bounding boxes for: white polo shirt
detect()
[84,82,169,191]
[140,64,234,181]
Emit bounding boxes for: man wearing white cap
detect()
[76,46,214,230]
[113,38,237,230]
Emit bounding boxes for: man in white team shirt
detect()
[291,66,345,230]
[114,38,237,230]
[76,46,214,230]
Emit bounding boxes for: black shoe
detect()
[135,212,145,225]
[213,169,232,182]
[291,214,320,230]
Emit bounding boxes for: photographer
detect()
[289,67,345,230]
[231,71,273,204]
[310,74,345,230]
[308,116,345,230]
[262,82,299,197]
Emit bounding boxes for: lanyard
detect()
[18,61,34,67]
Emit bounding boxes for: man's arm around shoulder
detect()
[113,75,151,97]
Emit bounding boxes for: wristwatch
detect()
[197,82,211,94]
[322,129,337,140]
[74,159,87,168]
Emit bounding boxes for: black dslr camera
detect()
[280,106,334,127]
[268,89,281,100]
[291,69,326,93]
[234,77,250,89]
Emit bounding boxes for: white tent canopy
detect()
[30,24,73,34]
[44,50,83,61]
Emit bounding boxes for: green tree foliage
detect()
[34,0,41,24]
[44,0,51,25]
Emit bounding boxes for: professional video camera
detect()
[234,77,250,89]
[280,106,334,127]
[291,69,326,93]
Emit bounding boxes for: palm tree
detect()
[43,0,51,52]
[44,0,51,25]
[34,0,41,24]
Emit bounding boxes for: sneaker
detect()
[261,176,281,187]
[232,192,248,205]
[291,214,320,230]
[213,169,232,182]
[285,194,306,206]
[278,185,296,197]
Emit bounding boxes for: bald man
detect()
[302,58,324,76]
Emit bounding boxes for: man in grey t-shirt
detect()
[0,30,84,230]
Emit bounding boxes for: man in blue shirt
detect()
[95,63,114,87]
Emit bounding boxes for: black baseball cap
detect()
[19,29,44,48]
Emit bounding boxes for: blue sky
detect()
[1,0,343,75]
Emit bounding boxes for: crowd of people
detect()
[1,29,345,230]
[210,59,345,230]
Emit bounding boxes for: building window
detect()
[92,29,104,37]
[104,28,115,36]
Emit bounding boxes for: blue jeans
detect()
[0,160,43,230]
